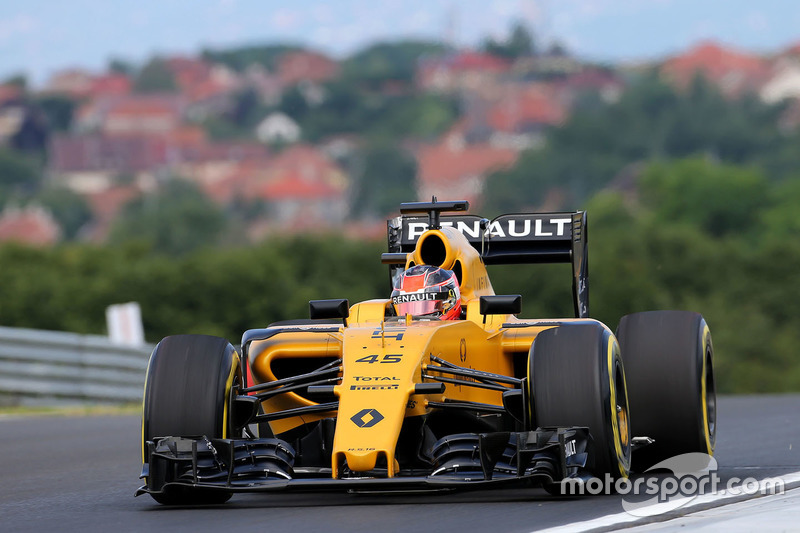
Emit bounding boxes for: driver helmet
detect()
[391,265,461,320]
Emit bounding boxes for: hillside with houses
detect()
[2,29,800,249]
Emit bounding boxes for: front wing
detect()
[136,427,590,497]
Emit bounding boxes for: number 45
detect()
[355,354,402,364]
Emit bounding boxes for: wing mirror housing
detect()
[309,299,350,327]
[479,295,522,321]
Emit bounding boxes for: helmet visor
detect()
[392,290,448,317]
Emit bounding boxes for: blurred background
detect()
[0,1,798,393]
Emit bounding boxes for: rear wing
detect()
[385,201,589,318]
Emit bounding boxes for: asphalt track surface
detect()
[1,394,798,533]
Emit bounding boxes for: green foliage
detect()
[278,86,311,120]
[34,95,77,132]
[483,73,788,212]
[341,40,450,87]
[133,58,177,93]
[201,44,306,72]
[482,21,535,58]
[108,58,135,75]
[284,81,459,142]
[0,148,41,202]
[2,74,27,89]
[758,176,800,240]
[483,21,536,59]
[35,187,92,240]
[350,142,417,218]
[201,87,271,140]
[108,179,227,255]
[640,157,769,237]
[196,40,459,143]
[0,236,385,342]
[0,158,798,393]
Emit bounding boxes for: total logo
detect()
[350,408,384,428]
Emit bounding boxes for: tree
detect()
[108,58,135,76]
[482,21,535,59]
[133,58,177,93]
[0,148,41,202]
[759,178,800,242]
[278,86,310,121]
[483,72,788,213]
[640,157,769,237]
[3,74,27,89]
[350,142,417,218]
[341,40,450,87]
[229,87,264,128]
[36,187,92,240]
[34,95,77,132]
[108,179,227,255]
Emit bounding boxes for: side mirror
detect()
[479,295,522,318]
[309,299,350,327]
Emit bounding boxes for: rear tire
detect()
[530,322,631,480]
[142,334,241,505]
[617,311,716,471]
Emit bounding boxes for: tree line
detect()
[2,157,798,395]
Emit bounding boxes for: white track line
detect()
[533,470,800,533]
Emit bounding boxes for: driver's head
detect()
[391,265,461,320]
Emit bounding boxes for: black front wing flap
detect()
[136,427,590,497]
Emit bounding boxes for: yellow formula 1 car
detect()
[136,200,716,505]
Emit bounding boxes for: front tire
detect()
[530,322,631,480]
[617,311,716,470]
[141,334,241,505]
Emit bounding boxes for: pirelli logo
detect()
[350,384,400,391]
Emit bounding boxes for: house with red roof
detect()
[486,83,567,150]
[73,94,186,137]
[165,57,213,89]
[88,74,132,99]
[245,144,348,231]
[277,51,339,88]
[418,51,512,93]
[163,56,241,121]
[415,131,517,207]
[175,148,271,206]
[0,84,23,106]
[0,205,61,245]
[661,41,770,97]
[757,43,800,106]
[42,68,94,98]
[49,134,169,193]
[102,95,185,136]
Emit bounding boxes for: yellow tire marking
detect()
[700,325,713,455]
[607,334,629,478]
[222,350,240,439]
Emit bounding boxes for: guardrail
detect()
[0,325,153,406]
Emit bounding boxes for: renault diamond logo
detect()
[351,408,384,428]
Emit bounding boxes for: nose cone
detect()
[332,390,408,477]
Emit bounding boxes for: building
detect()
[255,112,301,144]
[0,205,61,245]
[277,51,339,87]
[417,51,512,94]
[415,132,517,207]
[661,41,770,97]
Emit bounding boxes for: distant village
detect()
[1,39,800,246]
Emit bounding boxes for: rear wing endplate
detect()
[386,203,588,318]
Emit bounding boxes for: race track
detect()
[1,394,799,533]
